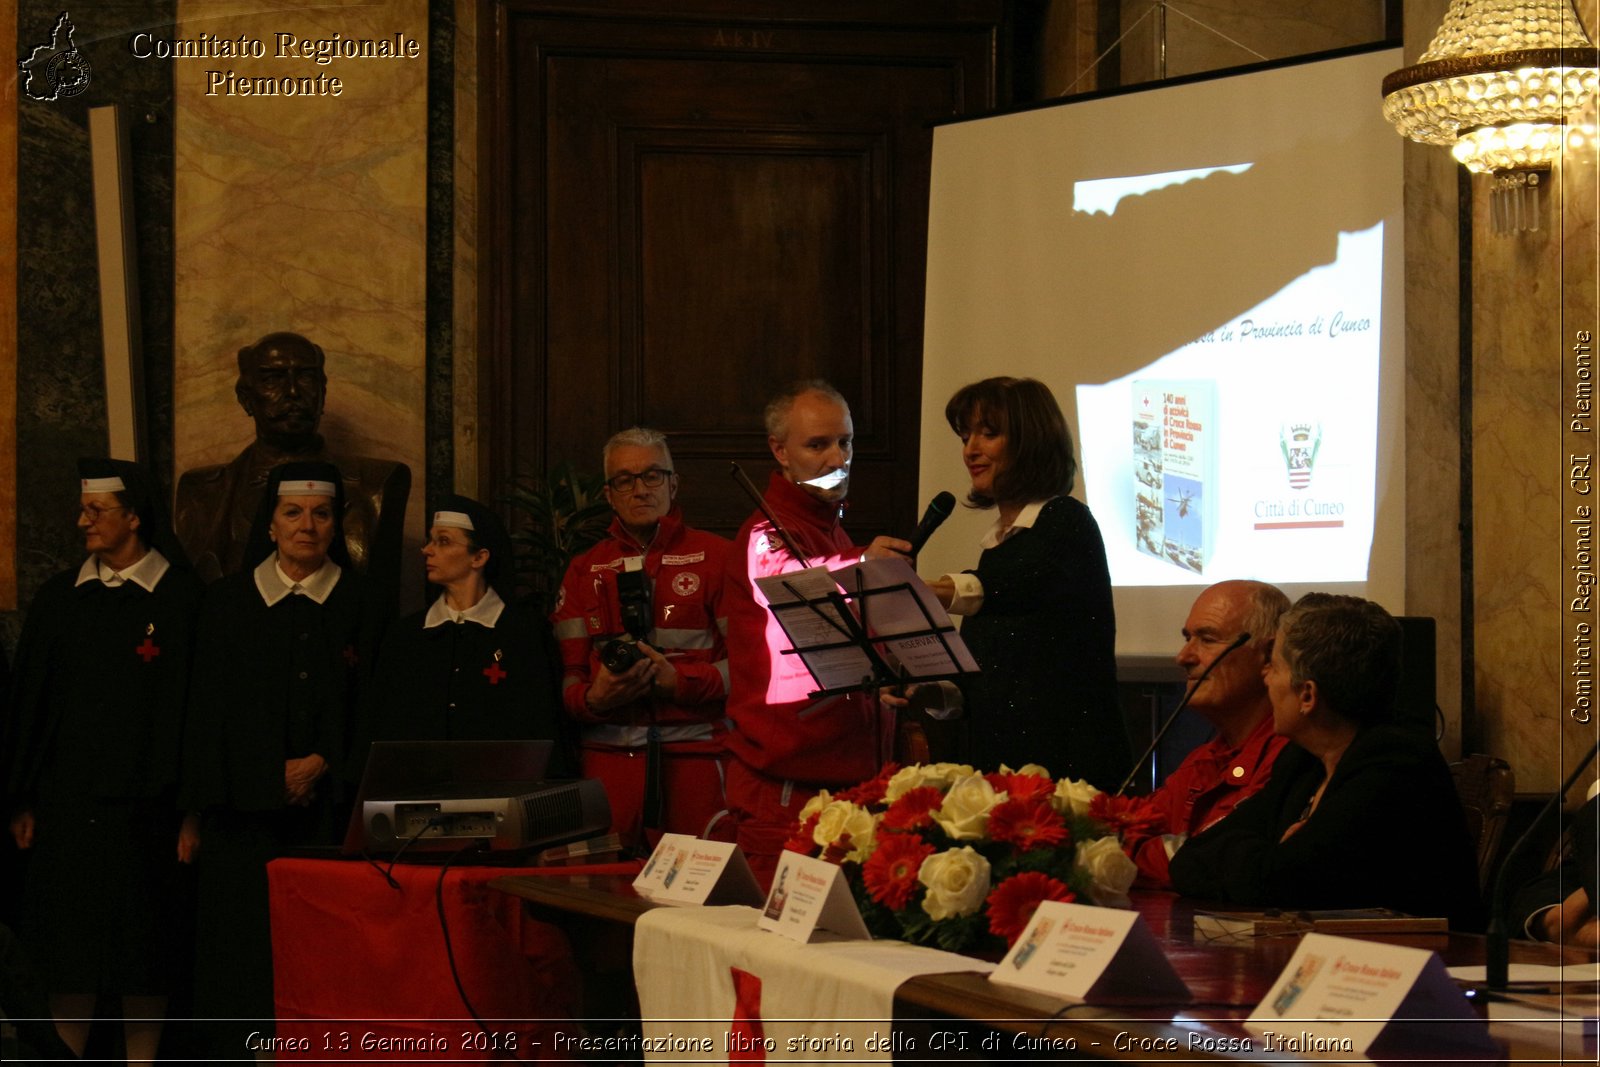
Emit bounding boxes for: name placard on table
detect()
[1249,932,1492,1054]
[632,833,763,906]
[758,850,871,942]
[988,900,1190,1003]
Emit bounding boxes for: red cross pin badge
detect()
[483,648,507,685]
[136,622,160,663]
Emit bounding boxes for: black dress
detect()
[5,559,202,994]
[958,496,1128,787]
[362,593,564,746]
[1169,723,1484,929]
[183,561,367,1034]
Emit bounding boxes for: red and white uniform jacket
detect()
[722,471,888,785]
[552,509,730,745]
[1122,713,1287,887]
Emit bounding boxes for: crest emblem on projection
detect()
[1279,422,1321,490]
[19,12,92,102]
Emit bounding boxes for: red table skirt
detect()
[268,856,639,1061]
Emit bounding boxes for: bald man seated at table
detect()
[1170,594,1483,929]
[1120,580,1291,888]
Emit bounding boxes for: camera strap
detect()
[642,722,664,830]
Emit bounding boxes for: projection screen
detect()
[918,45,1406,660]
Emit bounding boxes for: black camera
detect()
[616,566,652,640]
[599,565,653,674]
[600,638,645,673]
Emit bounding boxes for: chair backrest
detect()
[1449,752,1515,896]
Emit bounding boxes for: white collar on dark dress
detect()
[978,497,1053,550]
[254,554,341,606]
[75,547,169,591]
[423,587,505,630]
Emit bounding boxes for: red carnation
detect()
[986,871,1075,944]
[1088,792,1166,836]
[783,812,821,855]
[836,762,900,806]
[987,797,1069,851]
[862,833,934,909]
[880,786,944,831]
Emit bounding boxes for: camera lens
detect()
[600,638,644,674]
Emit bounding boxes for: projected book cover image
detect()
[1132,380,1214,574]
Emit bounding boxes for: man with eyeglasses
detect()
[551,427,731,848]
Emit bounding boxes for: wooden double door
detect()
[485,1,1008,536]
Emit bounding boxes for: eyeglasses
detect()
[606,467,673,492]
[77,504,130,523]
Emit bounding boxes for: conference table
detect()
[490,872,1600,1064]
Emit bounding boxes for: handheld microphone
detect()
[908,492,957,557]
[1116,631,1253,796]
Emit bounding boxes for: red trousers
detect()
[580,741,728,849]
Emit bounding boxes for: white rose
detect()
[797,789,833,823]
[1011,763,1053,780]
[1076,836,1137,907]
[812,799,877,860]
[883,762,977,802]
[918,846,992,921]
[932,773,1004,840]
[883,766,927,803]
[926,762,977,788]
[1051,777,1101,818]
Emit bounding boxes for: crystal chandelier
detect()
[1381,0,1598,183]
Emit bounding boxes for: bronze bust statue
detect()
[174,331,411,615]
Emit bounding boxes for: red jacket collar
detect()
[605,506,686,554]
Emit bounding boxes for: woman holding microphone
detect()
[927,376,1129,787]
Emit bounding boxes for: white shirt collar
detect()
[254,554,342,606]
[423,586,505,629]
[979,498,1052,550]
[75,547,170,592]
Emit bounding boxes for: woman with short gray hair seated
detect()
[1170,594,1482,929]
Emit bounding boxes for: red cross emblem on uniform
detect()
[484,648,506,685]
[136,637,161,663]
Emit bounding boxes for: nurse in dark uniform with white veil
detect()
[183,461,367,1053]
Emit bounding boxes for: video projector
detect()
[362,778,610,853]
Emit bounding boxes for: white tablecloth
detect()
[633,905,994,1062]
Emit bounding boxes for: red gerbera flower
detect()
[836,762,900,806]
[999,773,1055,803]
[986,871,1075,944]
[783,812,821,855]
[987,797,1069,851]
[861,833,934,909]
[1088,791,1166,836]
[880,786,944,831]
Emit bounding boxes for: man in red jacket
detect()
[723,381,911,884]
[1122,579,1291,887]
[552,427,731,847]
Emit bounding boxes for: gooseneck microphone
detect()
[1116,631,1253,796]
[908,491,957,557]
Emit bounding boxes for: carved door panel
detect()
[488,4,1003,536]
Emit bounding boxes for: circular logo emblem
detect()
[671,571,700,597]
[48,50,92,98]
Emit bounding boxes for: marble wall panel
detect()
[1466,0,1600,795]
[172,0,428,606]
[452,0,480,497]
[9,0,176,646]
[1401,0,1463,759]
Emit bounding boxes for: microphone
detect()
[1485,738,1600,991]
[1116,631,1253,796]
[907,492,957,557]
